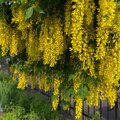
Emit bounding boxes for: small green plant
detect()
[0,73,62,120]
[0,106,26,120]
[0,72,18,109]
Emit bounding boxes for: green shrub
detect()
[0,73,61,120]
[0,106,26,120]
[0,73,18,109]
[30,93,61,120]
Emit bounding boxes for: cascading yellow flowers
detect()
[11,6,31,54]
[84,0,95,26]
[26,29,39,63]
[96,0,116,60]
[39,15,65,67]
[71,0,85,54]
[12,68,19,81]
[97,6,120,107]
[86,84,99,106]
[38,72,50,92]
[73,74,81,94]
[64,0,71,36]
[98,48,119,108]
[78,31,96,77]
[70,0,96,77]
[17,72,27,90]
[74,95,82,119]
[12,6,31,39]
[79,0,96,77]
[112,8,120,89]
[1,0,120,119]
[29,75,36,90]
[99,83,117,108]
[52,79,60,111]
[10,29,20,56]
[0,20,10,56]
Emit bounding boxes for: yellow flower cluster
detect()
[86,84,99,106]
[96,0,116,60]
[17,72,27,90]
[29,75,36,90]
[26,29,39,63]
[73,80,80,94]
[71,0,85,54]
[38,72,50,92]
[39,16,65,67]
[11,6,32,49]
[52,97,59,111]
[78,32,96,77]
[0,20,10,56]
[99,83,117,108]
[64,0,71,36]
[74,95,82,119]
[1,1,120,118]
[73,74,81,94]
[9,29,19,56]
[52,79,60,110]
[70,0,96,77]
[53,79,60,96]
[84,0,95,25]
[12,68,19,81]
[98,49,119,107]
[12,6,31,31]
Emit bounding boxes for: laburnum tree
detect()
[0,0,120,119]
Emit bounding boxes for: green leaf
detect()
[52,95,59,101]
[64,88,75,98]
[25,6,33,20]
[34,6,45,14]
[89,76,98,86]
[61,101,69,108]
[68,74,75,81]
[78,86,89,100]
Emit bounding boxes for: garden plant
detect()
[0,0,120,119]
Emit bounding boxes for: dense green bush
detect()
[0,73,61,120]
[0,73,18,109]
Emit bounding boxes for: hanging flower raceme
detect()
[70,0,85,54]
[0,20,11,56]
[74,95,83,119]
[26,29,39,63]
[52,79,61,111]
[17,72,28,90]
[9,29,20,56]
[64,0,71,36]
[86,84,99,106]
[38,71,50,92]
[29,75,36,90]
[96,0,116,60]
[12,6,31,30]
[39,15,65,67]
[84,0,95,26]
